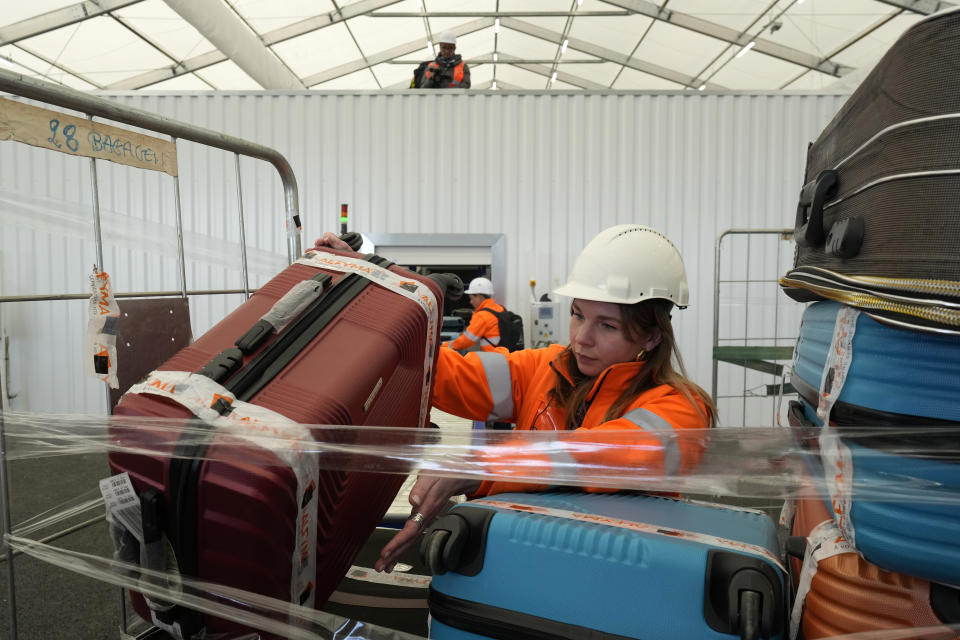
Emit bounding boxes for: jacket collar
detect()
[550,348,645,401]
[476,298,499,311]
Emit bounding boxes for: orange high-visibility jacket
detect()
[423,58,469,88]
[431,344,711,496]
[446,298,504,352]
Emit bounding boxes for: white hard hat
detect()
[464,277,494,296]
[437,31,457,45]
[553,224,690,308]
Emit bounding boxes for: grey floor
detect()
[0,452,123,639]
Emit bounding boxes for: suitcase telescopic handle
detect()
[338,232,364,251]
[426,273,464,302]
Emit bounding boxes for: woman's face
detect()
[569,299,656,376]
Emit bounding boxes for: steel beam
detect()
[387,57,605,64]
[500,17,723,90]
[600,0,853,77]
[303,17,493,87]
[0,0,143,46]
[109,0,402,89]
[873,0,954,13]
[499,53,607,90]
[162,0,304,90]
[11,44,104,89]
[370,11,630,17]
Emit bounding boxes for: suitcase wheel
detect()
[422,528,452,575]
[419,506,496,577]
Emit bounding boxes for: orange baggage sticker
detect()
[126,370,320,613]
[297,251,439,429]
[816,305,859,546]
[789,518,856,640]
[85,267,120,388]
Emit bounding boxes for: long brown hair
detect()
[548,299,717,429]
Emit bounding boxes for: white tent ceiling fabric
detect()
[0,0,944,93]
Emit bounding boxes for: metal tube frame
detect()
[711,228,795,423]
[0,68,301,263]
[0,69,303,638]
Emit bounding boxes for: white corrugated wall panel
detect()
[1,90,847,424]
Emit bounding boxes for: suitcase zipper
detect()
[428,588,636,640]
[223,253,393,402]
[781,270,960,332]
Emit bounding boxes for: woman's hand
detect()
[313,232,352,251]
[375,475,481,572]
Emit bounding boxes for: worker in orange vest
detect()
[443,277,504,352]
[412,31,471,89]
[312,225,718,572]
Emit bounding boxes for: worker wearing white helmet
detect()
[366,224,717,573]
[443,277,509,353]
[411,30,471,89]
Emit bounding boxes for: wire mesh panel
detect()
[712,229,803,428]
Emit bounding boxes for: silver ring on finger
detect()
[409,512,426,529]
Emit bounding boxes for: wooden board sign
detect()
[0,97,178,176]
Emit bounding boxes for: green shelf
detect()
[713,346,795,376]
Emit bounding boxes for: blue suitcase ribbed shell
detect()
[793,300,960,421]
[429,491,784,640]
[792,396,960,587]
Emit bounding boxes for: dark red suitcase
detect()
[108,246,445,638]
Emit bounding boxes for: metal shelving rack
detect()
[0,68,302,639]
[712,228,799,427]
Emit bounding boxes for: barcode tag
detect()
[99,472,143,543]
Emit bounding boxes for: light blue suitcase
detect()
[421,491,786,640]
[792,300,960,421]
[790,301,960,585]
[788,396,960,588]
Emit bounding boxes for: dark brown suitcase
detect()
[782,9,960,333]
[108,245,448,638]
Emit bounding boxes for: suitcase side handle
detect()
[795,169,838,248]
[931,582,960,624]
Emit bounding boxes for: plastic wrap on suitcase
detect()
[789,482,960,640]
[108,247,444,638]
[783,9,960,331]
[787,398,960,588]
[422,491,786,640]
[321,527,431,637]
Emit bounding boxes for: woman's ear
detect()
[642,328,663,352]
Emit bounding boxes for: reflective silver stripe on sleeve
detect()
[484,335,501,345]
[544,448,579,483]
[476,351,514,420]
[464,330,479,342]
[621,408,681,476]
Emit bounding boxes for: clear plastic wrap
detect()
[1,410,959,640]
[3,411,958,504]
